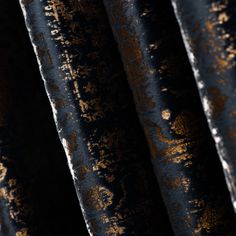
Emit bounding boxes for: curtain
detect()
[1,0,236,235]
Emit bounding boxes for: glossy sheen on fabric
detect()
[171,0,236,212]
[104,1,236,235]
[19,0,173,235]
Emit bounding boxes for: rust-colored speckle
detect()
[164,177,190,192]
[194,206,221,235]
[85,186,113,211]
[67,132,78,156]
[105,223,125,235]
[171,112,198,137]
[208,87,227,117]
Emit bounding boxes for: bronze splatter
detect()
[85,186,113,211]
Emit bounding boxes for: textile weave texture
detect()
[1,0,236,235]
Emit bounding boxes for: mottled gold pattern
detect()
[15,0,236,235]
[20,0,172,235]
[105,0,236,235]
[172,0,236,220]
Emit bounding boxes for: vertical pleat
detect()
[19,0,173,235]
[171,0,236,213]
[104,0,236,235]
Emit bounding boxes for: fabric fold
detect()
[171,0,236,213]
[104,0,236,235]
[19,0,173,235]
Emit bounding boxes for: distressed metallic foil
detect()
[104,0,236,235]
[19,0,172,235]
[11,0,236,235]
[171,0,236,213]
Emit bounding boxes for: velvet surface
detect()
[1,0,236,235]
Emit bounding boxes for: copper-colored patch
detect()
[78,166,90,181]
[214,57,229,72]
[171,113,191,136]
[162,109,171,120]
[202,10,235,74]
[37,47,52,66]
[8,179,17,187]
[105,175,115,183]
[67,132,78,155]
[229,130,236,138]
[218,79,226,85]
[160,142,187,157]
[100,214,109,224]
[144,120,195,164]
[0,163,7,182]
[208,87,227,117]
[109,5,157,113]
[194,206,221,235]
[209,2,227,13]
[171,202,182,213]
[53,98,66,110]
[189,199,205,210]
[148,42,160,50]
[143,127,158,158]
[84,82,94,93]
[161,149,193,164]
[47,80,60,92]
[205,20,214,33]
[92,159,112,172]
[164,177,190,192]
[218,12,229,24]
[0,188,6,200]
[16,228,28,236]
[105,223,125,235]
[155,125,182,145]
[85,186,113,211]
[171,112,198,137]
[0,178,30,224]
